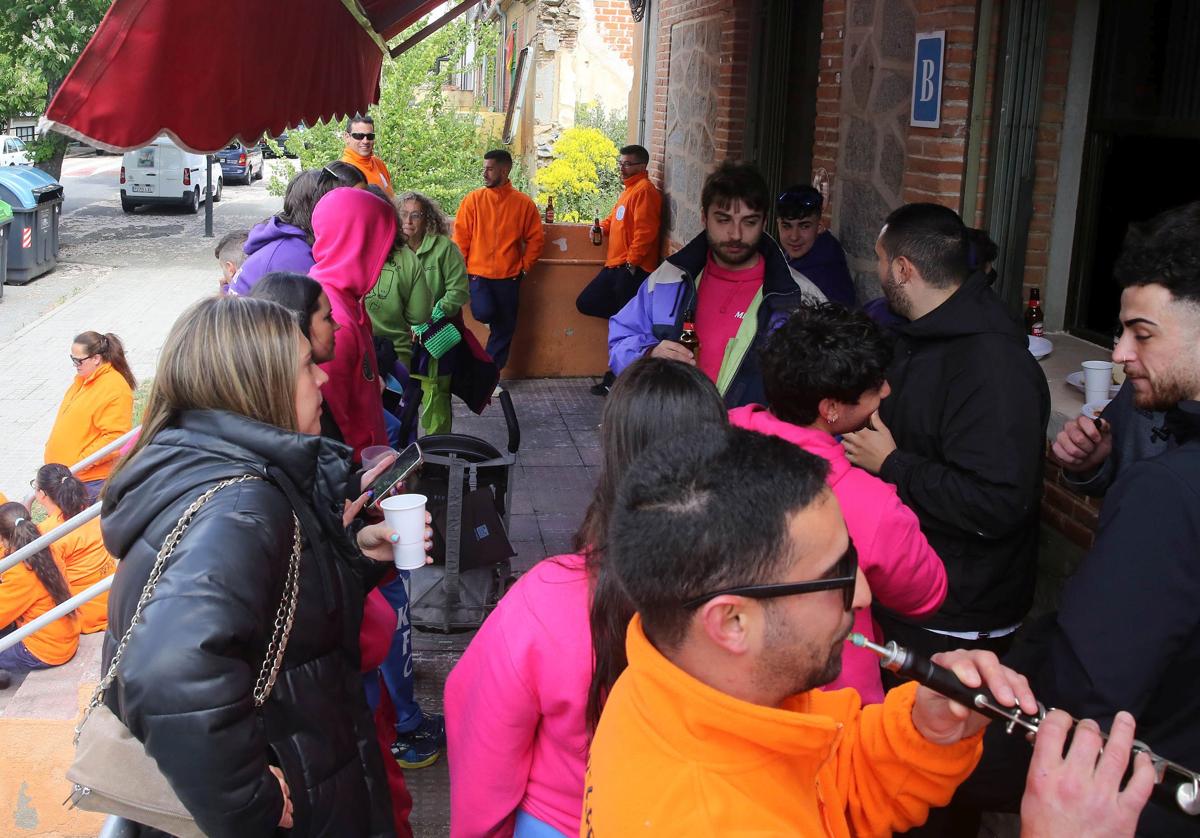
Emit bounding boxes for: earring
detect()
[826,414,837,424]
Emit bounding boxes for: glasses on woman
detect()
[399,211,426,221]
[69,353,94,368]
[682,540,859,611]
[349,132,376,141]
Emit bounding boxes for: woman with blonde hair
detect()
[100,295,403,836]
[34,463,115,633]
[44,330,136,501]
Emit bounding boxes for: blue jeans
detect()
[514,810,568,838]
[82,479,105,503]
[0,640,53,673]
[468,275,521,371]
[375,572,422,733]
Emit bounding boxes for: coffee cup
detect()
[380,493,428,571]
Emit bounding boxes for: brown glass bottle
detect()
[1024,288,1044,337]
[590,217,603,246]
[678,311,700,360]
[544,195,555,224]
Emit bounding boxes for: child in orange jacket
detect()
[0,502,80,676]
[35,464,115,633]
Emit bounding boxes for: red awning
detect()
[42,0,443,154]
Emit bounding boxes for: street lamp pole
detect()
[204,153,214,238]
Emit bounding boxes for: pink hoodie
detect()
[309,187,395,459]
[729,404,947,704]
[445,553,591,838]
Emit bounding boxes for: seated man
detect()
[584,426,1039,836]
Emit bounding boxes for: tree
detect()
[0,0,110,178]
[534,126,619,222]
[270,18,503,214]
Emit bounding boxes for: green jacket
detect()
[366,233,469,365]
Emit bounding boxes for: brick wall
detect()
[813,0,846,229]
[1042,452,1101,549]
[593,0,636,63]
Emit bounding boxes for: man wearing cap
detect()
[576,144,662,395]
[340,114,393,196]
[775,184,856,307]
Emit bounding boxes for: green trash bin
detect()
[0,200,11,299]
[0,168,63,285]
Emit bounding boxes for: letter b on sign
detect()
[910,31,945,128]
[920,59,936,102]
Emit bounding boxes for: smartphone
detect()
[366,442,423,508]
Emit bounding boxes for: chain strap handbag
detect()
[65,475,302,837]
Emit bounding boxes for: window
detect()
[501,46,531,144]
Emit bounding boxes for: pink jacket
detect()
[445,554,591,838]
[309,187,395,459]
[729,405,946,703]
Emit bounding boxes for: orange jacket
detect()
[340,148,394,196]
[41,511,114,634]
[582,616,983,837]
[44,362,134,483]
[452,181,544,279]
[0,552,79,665]
[600,172,662,273]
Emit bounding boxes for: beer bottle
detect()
[1024,288,1044,337]
[678,310,700,360]
[544,195,555,224]
[590,217,603,246]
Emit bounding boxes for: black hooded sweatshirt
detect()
[877,272,1050,632]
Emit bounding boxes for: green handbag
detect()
[412,301,462,360]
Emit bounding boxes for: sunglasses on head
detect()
[777,189,822,211]
[349,132,376,141]
[683,540,858,611]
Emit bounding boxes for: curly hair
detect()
[1113,201,1200,305]
[395,191,450,238]
[759,303,893,427]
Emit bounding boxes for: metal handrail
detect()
[0,501,100,576]
[0,573,112,654]
[20,425,141,507]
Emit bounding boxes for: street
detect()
[0,153,294,496]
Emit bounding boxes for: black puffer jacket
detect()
[877,272,1050,632]
[100,410,394,837]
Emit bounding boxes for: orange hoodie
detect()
[600,172,662,273]
[340,147,394,196]
[582,616,983,837]
[452,181,545,279]
[44,362,134,483]
[0,552,80,665]
[40,511,114,634]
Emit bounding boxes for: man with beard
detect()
[841,203,1049,667]
[607,162,825,407]
[582,427,1041,835]
[1006,201,1200,837]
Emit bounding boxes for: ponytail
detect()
[0,502,75,609]
[74,330,137,390]
[35,463,89,519]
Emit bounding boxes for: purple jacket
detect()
[787,230,856,307]
[228,217,315,296]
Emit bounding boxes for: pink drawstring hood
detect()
[308,188,398,458]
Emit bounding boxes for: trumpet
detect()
[848,633,1200,818]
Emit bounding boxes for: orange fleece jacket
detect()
[44,362,134,483]
[600,172,662,273]
[582,616,983,837]
[0,553,80,665]
[452,181,545,279]
[340,148,394,196]
[41,511,114,634]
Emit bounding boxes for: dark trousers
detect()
[576,265,648,319]
[874,607,1018,837]
[468,274,521,371]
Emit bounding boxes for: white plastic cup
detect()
[1082,360,1113,404]
[380,493,428,571]
[362,445,396,472]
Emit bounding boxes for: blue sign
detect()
[910,31,946,128]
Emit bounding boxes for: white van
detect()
[120,137,223,213]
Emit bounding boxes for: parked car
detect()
[259,132,297,159]
[120,137,222,213]
[217,141,264,184]
[0,134,32,166]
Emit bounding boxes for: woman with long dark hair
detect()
[34,463,116,633]
[0,502,80,679]
[100,295,403,835]
[44,330,136,501]
[445,358,728,838]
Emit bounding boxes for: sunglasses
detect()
[69,353,94,368]
[683,540,859,611]
[777,189,822,211]
[349,132,376,141]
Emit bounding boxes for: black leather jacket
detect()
[100,410,394,837]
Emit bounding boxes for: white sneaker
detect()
[492,384,504,398]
